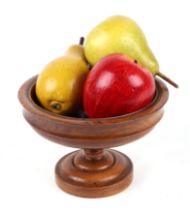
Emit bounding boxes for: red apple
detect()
[84,54,156,118]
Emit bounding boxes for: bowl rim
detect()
[18,75,169,125]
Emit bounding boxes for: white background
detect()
[0,0,190,209]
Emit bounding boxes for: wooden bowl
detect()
[18,75,169,198]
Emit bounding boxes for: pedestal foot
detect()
[55,149,133,198]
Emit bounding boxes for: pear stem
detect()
[79,37,84,45]
[156,72,179,88]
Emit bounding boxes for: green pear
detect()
[84,15,178,88]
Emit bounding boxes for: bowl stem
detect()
[83,149,104,160]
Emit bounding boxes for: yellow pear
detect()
[85,15,178,88]
[36,41,89,115]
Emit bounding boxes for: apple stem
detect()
[79,37,84,45]
[156,72,179,88]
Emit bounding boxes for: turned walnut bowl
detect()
[18,75,169,198]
